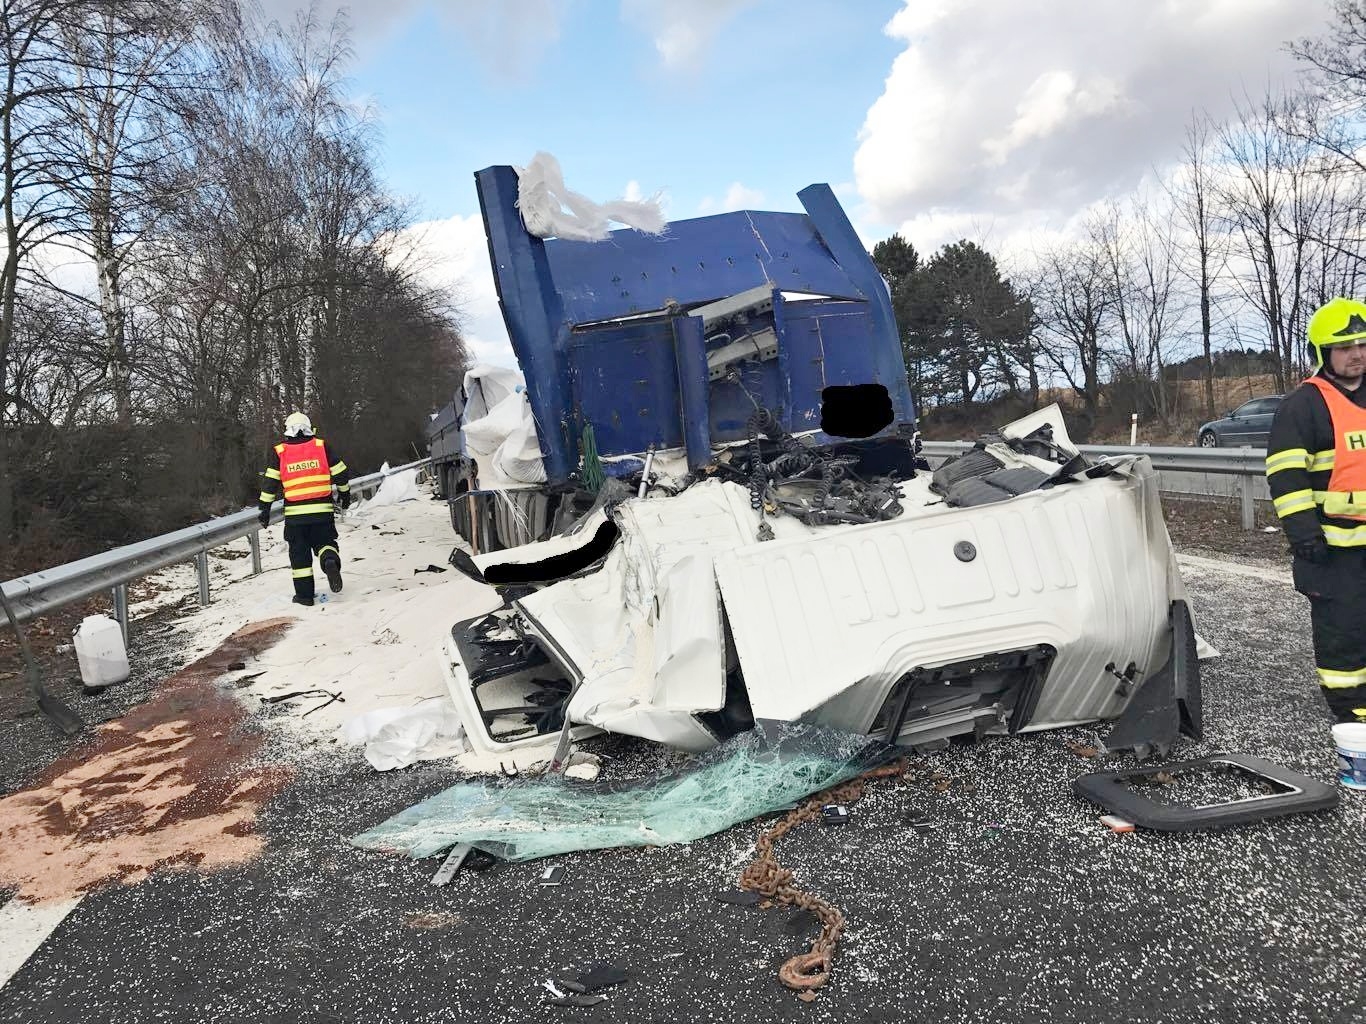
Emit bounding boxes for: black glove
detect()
[338,491,351,511]
[1292,536,1330,565]
[258,509,270,529]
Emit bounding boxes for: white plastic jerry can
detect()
[74,614,130,687]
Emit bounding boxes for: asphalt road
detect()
[1,553,1364,1024]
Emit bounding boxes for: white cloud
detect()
[440,0,570,80]
[722,182,765,211]
[399,213,516,368]
[620,0,757,68]
[698,181,765,214]
[254,0,424,42]
[623,180,643,202]
[854,0,1323,233]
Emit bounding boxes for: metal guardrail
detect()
[0,457,431,639]
[0,442,1271,642]
[919,440,1268,531]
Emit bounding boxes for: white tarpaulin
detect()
[516,151,665,242]
[342,701,467,771]
[359,462,422,510]
[461,365,546,488]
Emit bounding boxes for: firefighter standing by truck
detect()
[258,412,351,606]
[1266,297,1366,726]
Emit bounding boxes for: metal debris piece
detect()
[1104,600,1202,757]
[820,804,849,825]
[431,843,473,887]
[542,966,625,1007]
[545,994,607,1008]
[259,688,345,717]
[0,581,83,735]
[573,965,628,992]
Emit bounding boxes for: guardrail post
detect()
[196,552,211,606]
[249,531,262,575]
[111,584,129,647]
[1239,446,1256,531]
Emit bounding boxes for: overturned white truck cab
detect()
[440,405,1201,762]
[434,163,1198,762]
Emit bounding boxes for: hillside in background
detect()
[917,374,1282,446]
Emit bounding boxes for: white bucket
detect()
[74,614,130,688]
[1331,722,1366,790]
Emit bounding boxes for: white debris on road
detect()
[135,482,501,765]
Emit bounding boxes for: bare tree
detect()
[0,0,99,544]
[1290,0,1366,174]
[1094,196,1187,425]
[1215,91,1336,391]
[50,3,204,425]
[1032,234,1118,427]
[0,0,465,559]
[1163,113,1227,420]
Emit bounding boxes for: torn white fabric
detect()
[342,701,467,771]
[516,151,665,242]
[359,463,422,510]
[462,363,524,422]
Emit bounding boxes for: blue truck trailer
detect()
[430,164,919,551]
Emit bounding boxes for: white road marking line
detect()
[0,896,83,990]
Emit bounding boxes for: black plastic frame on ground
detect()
[1072,753,1339,831]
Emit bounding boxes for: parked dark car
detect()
[1196,395,1284,448]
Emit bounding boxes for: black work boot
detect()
[292,594,314,607]
[323,555,343,593]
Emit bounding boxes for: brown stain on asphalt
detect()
[0,618,296,904]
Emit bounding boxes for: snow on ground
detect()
[130,481,502,763]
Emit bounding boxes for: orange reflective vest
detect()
[276,438,333,506]
[1306,376,1366,521]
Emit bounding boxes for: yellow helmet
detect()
[1307,297,1366,371]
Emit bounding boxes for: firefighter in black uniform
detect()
[258,412,351,606]
[1266,297,1366,724]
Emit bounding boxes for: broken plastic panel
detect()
[1073,754,1339,831]
[930,402,1088,508]
[1104,600,1202,757]
[351,721,894,862]
[449,610,573,743]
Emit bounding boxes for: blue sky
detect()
[352,1,903,224]
[263,0,1320,366]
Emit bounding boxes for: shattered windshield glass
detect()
[352,721,895,862]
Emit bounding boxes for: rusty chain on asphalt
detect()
[737,758,908,995]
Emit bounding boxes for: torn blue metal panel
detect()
[476,166,915,486]
[568,319,684,454]
[672,315,712,471]
[474,165,575,483]
[543,209,869,324]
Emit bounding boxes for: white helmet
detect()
[284,412,313,437]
